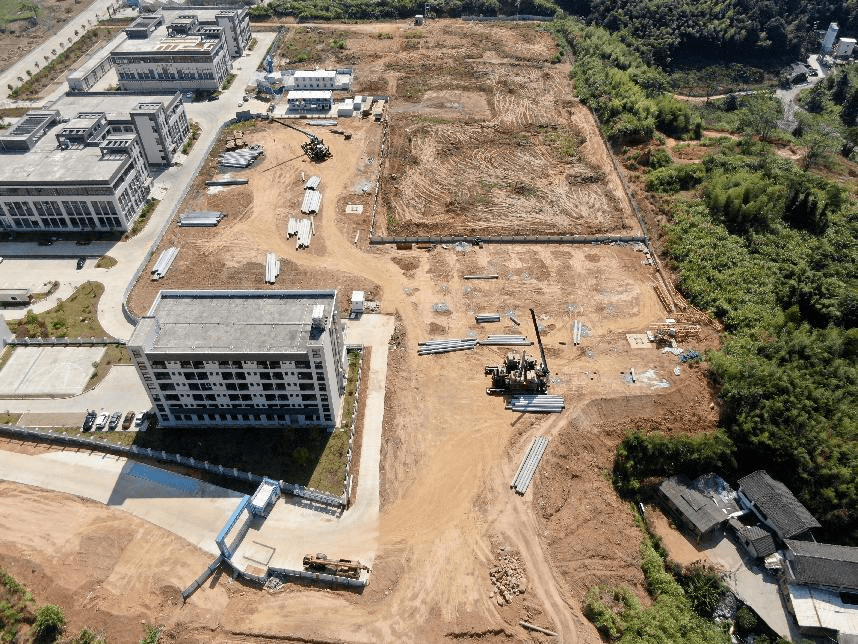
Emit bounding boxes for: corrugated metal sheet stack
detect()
[218,144,264,168]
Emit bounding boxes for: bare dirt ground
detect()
[0,0,91,72]
[6,20,723,644]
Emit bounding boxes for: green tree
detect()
[32,604,65,640]
[737,94,783,142]
[798,114,844,169]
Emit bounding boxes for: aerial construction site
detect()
[0,19,723,643]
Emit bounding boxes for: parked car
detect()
[133,412,148,431]
[122,411,135,430]
[108,411,121,430]
[82,410,97,432]
[76,257,85,270]
[94,413,108,431]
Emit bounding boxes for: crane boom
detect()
[529,308,549,377]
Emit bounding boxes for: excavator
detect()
[272,119,332,162]
[485,309,550,395]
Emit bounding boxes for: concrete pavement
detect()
[0,448,242,555]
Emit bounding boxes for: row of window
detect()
[157,381,324,392]
[160,411,331,424]
[163,392,325,403]
[154,370,323,382]
[3,215,122,229]
[150,359,315,370]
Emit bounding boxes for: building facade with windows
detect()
[0,94,189,233]
[111,9,250,92]
[128,290,346,429]
[286,90,333,112]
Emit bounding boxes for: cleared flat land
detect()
[11,20,722,644]
[0,346,103,395]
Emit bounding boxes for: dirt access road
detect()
[1,20,722,643]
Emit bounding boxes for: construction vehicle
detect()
[648,322,700,346]
[272,119,332,162]
[485,309,550,395]
[302,553,370,579]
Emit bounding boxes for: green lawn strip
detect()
[94,255,117,269]
[0,566,34,641]
[338,350,361,429]
[0,0,37,29]
[127,198,160,238]
[10,27,117,99]
[0,412,21,425]
[14,281,111,339]
[182,121,201,154]
[0,345,15,371]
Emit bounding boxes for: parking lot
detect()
[0,346,105,396]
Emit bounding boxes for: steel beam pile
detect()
[304,175,321,190]
[572,320,583,345]
[287,217,298,237]
[506,395,565,413]
[479,335,532,346]
[417,338,478,355]
[218,144,264,168]
[295,219,312,249]
[301,190,322,214]
[178,211,223,227]
[511,436,550,494]
[265,252,281,284]
[151,247,178,280]
[475,313,501,323]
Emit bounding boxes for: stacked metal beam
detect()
[307,120,337,126]
[480,335,532,346]
[506,395,565,413]
[151,247,178,280]
[295,219,312,249]
[417,338,478,355]
[511,437,550,494]
[265,252,281,284]
[218,144,264,168]
[287,217,298,237]
[301,190,322,214]
[178,211,224,227]
[572,320,583,345]
[475,313,501,323]
[304,175,321,190]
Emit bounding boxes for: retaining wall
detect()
[369,235,647,245]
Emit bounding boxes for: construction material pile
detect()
[265,252,280,284]
[219,143,264,168]
[178,211,224,227]
[480,335,532,346]
[475,313,501,323]
[489,550,528,606]
[301,190,322,214]
[511,436,550,494]
[304,175,321,190]
[286,218,313,249]
[417,338,478,355]
[506,395,565,413]
[151,247,178,280]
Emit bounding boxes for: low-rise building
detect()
[737,470,821,543]
[286,90,333,113]
[128,290,346,429]
[0,94,188,233]
[658,474,739,542]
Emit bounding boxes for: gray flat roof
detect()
[0,120,128,184]
[134,290,337,354]
[47,93,179,120]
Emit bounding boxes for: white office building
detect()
[111,8,250,92]
[128,290,347,428]
[285,69,353,91]
[0,94,189,233]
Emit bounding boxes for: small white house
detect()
[351,290,364,315]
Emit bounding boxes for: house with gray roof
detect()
[737,470,820,542]
[728,518,778,559]
[658,474,738,541]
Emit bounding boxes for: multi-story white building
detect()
[285,69,353,91]
[0,94,188,233]
[128,290,346,429]
[111,9,250,92]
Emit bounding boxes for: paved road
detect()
[0,31,276,341]
[0,448,242,555]
[0,0,128,100]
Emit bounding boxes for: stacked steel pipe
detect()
[506,395,565,413]
[417,338,478,355]
[511,436,550,494]
[479,335,532,346]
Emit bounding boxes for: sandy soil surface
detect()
[6,20,724,644]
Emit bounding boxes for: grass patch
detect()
[221,73,236,91]
[276,27,350,65]
[307,429,349,493]
[94,255,117,269]
[0,412,21,425]
[0,106,30,129]
[541,125,582,160]
[14,281,111,339]
[9,28,117,99]
[0,566,34,641]
[339,350,361,429]
[0,345,14,372]
[0,0,38,29]
[182,120,201,155]
[127,198,159,238]
[85,344,131,391]
[248,36,258,51]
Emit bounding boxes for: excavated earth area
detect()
[3,20,724,644]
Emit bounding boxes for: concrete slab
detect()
[0,346,104,395]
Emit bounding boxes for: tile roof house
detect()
[728,518,777,559]
[784,540,858,593]
[659,474,738,541]
[737,470,820,542]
